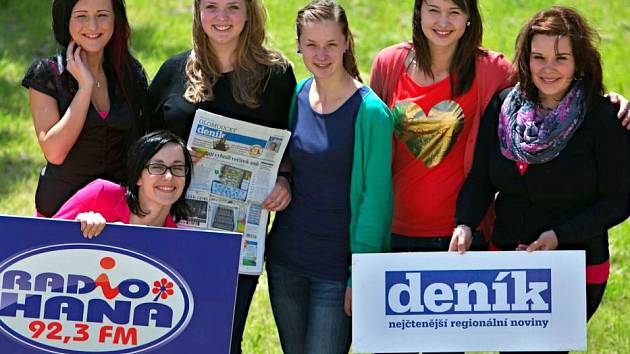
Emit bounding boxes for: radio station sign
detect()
[0,215,241,353]
[352,251,586,353]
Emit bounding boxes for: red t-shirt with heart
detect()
[391,71,478,237]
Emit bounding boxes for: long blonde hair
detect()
[185,0,289,107]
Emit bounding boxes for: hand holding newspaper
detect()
[179,109,291,275]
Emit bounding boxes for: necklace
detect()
[94,73,105,89]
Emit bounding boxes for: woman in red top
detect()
[369,0,630,256]
[370,0,512,258]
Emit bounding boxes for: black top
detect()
[22,55,146,217]
[456,89,630,265]
[148,50,296,140]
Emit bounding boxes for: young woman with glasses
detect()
[53,130,193,237]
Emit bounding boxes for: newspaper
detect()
[179,109,291,275]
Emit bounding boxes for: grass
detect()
[0,0,628,352]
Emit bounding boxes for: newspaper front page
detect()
[180,109,291,275]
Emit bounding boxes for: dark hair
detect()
[125,131,193,222]
[412,0,483,97]
[296,0,362,82]
[514,6,603,109]
[52,0,148,132]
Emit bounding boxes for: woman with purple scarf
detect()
[451,6,629,347]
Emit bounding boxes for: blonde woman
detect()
[148,1,296,352]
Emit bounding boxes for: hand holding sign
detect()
[449,224,473,254]
[518,230,559,252]
[76,212,106,238]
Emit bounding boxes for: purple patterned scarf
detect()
[498,83,586,165]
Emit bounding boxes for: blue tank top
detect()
[269,78,366,281]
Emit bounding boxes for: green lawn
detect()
[1,0,628,352]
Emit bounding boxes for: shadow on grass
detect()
[0,1,56,64]
[131,24,190,60]
[0,74,30,118]
[0,126,24,148]
[0,151,41,199]
[0,106,42,200]
[0,0,55,120]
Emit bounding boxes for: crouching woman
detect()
[54,130,193,236]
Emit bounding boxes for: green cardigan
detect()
[288,78,394,286]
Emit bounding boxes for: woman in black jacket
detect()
[451,7,629,337]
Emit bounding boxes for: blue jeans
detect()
[267,261,351,354]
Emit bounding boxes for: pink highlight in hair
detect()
[108,13,131,106]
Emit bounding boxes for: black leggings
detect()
[230,274,259,354]
[500,282,607,354]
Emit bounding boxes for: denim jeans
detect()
[267,261,351,354]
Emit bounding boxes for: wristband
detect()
[278,171,292,183]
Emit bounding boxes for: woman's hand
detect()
[607,92,630,129]
[76,211,106,238]
[517,230,559,251]
[261,176,291,211]
[344,286,352,317]
[449,225,473,254]
[65,40,94,89]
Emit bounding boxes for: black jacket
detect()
[456,88,630,265]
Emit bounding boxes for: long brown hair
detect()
[412,0,483,97]
[296,0,362,82]
[513,6,604,109]
[185,0,289,107]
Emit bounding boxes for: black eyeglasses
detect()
[145,163,189,177]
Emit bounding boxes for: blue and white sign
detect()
[0,215,241,354]
[352,251,586,353]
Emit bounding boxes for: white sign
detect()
[352,251,586,353]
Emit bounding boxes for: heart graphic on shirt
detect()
[393,100,465,168]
